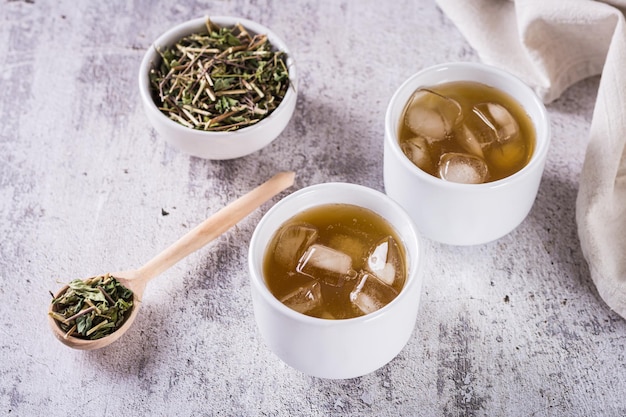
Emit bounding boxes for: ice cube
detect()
[280,280,322,314]
[327,233,367,262]
[274,224,318,270]
[319,310,336,320]
[297,244,356,287]
[485,137,527,171]
[456,124,485,158]
[350,272,399,315]
[404,88,462,142]
[471,102,520,145]
[367,237,404,286]
[438,152,489,184]
[400,136,435,173]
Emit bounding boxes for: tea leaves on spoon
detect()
[149,18,290,131]
[49,274,134,340]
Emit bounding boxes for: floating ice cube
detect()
[485,137,527,171]
[327,233,367,262]
[318,310,336,320]
[280,281,322,314]
[400,136,435,173]
[438,152,489,184]
[471,102,520,145]
[404,88,462,142]
[350,272,399,315]
[297,244,355,287]
[274,224,318,270]
[456,124,484,158]
[367,236,404,286]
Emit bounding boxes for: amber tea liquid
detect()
[398,81,536,183]
[263,204,407,319]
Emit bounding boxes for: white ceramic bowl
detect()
[248,183,424,379]
[138,16,297,160]
[384,62,551,246]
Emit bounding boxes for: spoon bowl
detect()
[48,269,144,350]
[48,172,295,350]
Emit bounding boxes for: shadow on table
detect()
[80,298,176,382]
[529,170,618,318]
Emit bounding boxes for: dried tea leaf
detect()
[149,17,290,132]
[49,273,134,340]
[67,279,107,303]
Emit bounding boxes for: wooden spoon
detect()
[48,171,295,350]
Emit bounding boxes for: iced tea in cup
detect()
[384,62,550,246]
[248,183,423,379]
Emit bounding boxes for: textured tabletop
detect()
[1,1,624,416]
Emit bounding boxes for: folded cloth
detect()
[436,0,626,318]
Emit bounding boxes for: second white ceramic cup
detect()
[384,62,550,246]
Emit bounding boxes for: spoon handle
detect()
[135,171,295,284]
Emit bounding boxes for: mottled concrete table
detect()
[1,1,625,416]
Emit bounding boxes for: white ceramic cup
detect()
[384,62,551,246]
[248,183,423,379]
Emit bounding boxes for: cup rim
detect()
[138,15,298,138]
[248,182,423,327]
[384,61,551,189]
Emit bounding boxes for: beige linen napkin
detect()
[436,0,626,318]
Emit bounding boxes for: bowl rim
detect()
[248,182,424,327]
[384,61,551,190]
[138,15,298,137]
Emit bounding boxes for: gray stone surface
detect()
[1,0,624,416]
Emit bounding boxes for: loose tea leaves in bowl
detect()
[149,18,290,132]
[49,273,133,340]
